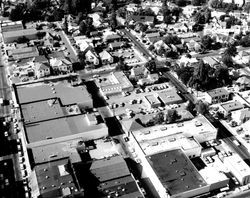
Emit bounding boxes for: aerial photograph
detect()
[3,0,250,198]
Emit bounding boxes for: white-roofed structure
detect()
[223,154,250,185]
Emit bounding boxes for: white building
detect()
[205,88,230,104]
[223,154,250,185]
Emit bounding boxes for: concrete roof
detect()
[16,81,91,105]
[131,115,217,143]
[25,114,106,144]
[35,158,78,197]
[207,88,229,98]
[146,149,207,196]
[220,100,244,113]
[21,98,65,124]
[157,90,182,105]
[97,175,144,198]
[3,28,37,38]
[134,132,201,156]
[90,155,130,182]
[144,94,161,105]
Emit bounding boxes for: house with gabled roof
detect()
[99,50,113,65]
[34,62,51,78]
[232,108,250,125]
[85,50,99,66]
[49,57,73,73]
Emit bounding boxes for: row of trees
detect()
[9,0,92,22]
[176,54,233,91]
[210,0,239,12]
[162,0,183,25]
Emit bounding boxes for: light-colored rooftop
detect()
[207,88,229,98]
[144,94,161,105]
[3,28,37,38]
[25,114,107,144]
[132,115,217,143]
[134,132,201,156]
[31,138,115,164]
[157,89,183,105]
[220,100,244,113]
[16,81,92,106]
[21,98,66,124]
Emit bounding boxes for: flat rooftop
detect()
[207,88,229,97]
[134,132,201,156]
[157,89,183,105]
[131,115,216,143]
[21,98,66,124]
[220,100,244,112]
[97,175,143,198]
[31,138,116,165]
[35,158,78,196]
[25,114,106,144]
[16,81,91,105]
[146,149,207,196]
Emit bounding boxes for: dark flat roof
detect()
[90,155,130,182]
[98,175,144,198]
[146,149,207,196]
[35,158,78,196]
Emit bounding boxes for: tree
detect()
[176,67,194,85]
[192,23,204,32]
[244,3,250,13]
[150,112,165,125]
[224,44,237,57]
[240,35,250,47]
[192,0,204,6]
[77,51,86,68]
[195,100,208,115]
[194,12,205,24]
[221,54,234,67]
[175,0,186,7]
[186,101,196,115]
[110,11,118,31]
[201,35,213,50]
[214,66,230,86]
[9,3,27,21]
[16,36,29,44]
[166,109,180,123]
[145,60,156,73]
[116,57,127,71]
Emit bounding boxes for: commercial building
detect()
[75,155,145,198]
[130,115,217,143]
[3,28,38,44]
[223,154,250,185]
[199,167,229,191]
[220,100,244,116]
[132,131,202,158]
[96,72,134,96]
[30,158,83,198]
[157,89,183,106]
[25,114,108,146]
[10,47,39,60]
[1,21,23,32]
[146,149,209,198]
[231,108,250,125]
[15,81,93,109]
[205,88,230,104]
[144,94,161,108]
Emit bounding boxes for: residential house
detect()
[130,15,155,25]
[186,39,202,52]
[85,50,99,66]
[203,57,220,68]
[235,76,250,91]
[34,62,51,78]
[99,50,113,65]
[130,65,150,80]
[153,40,171,51]
[138,74,160,85]
[231,108,250,125]
[109,42,124,51]
[177,56,198,67]
[146,32,160,43]
[233,51,250,65]
[205,88,230,104]
[104,34,121,43]
[49,58,73,73]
